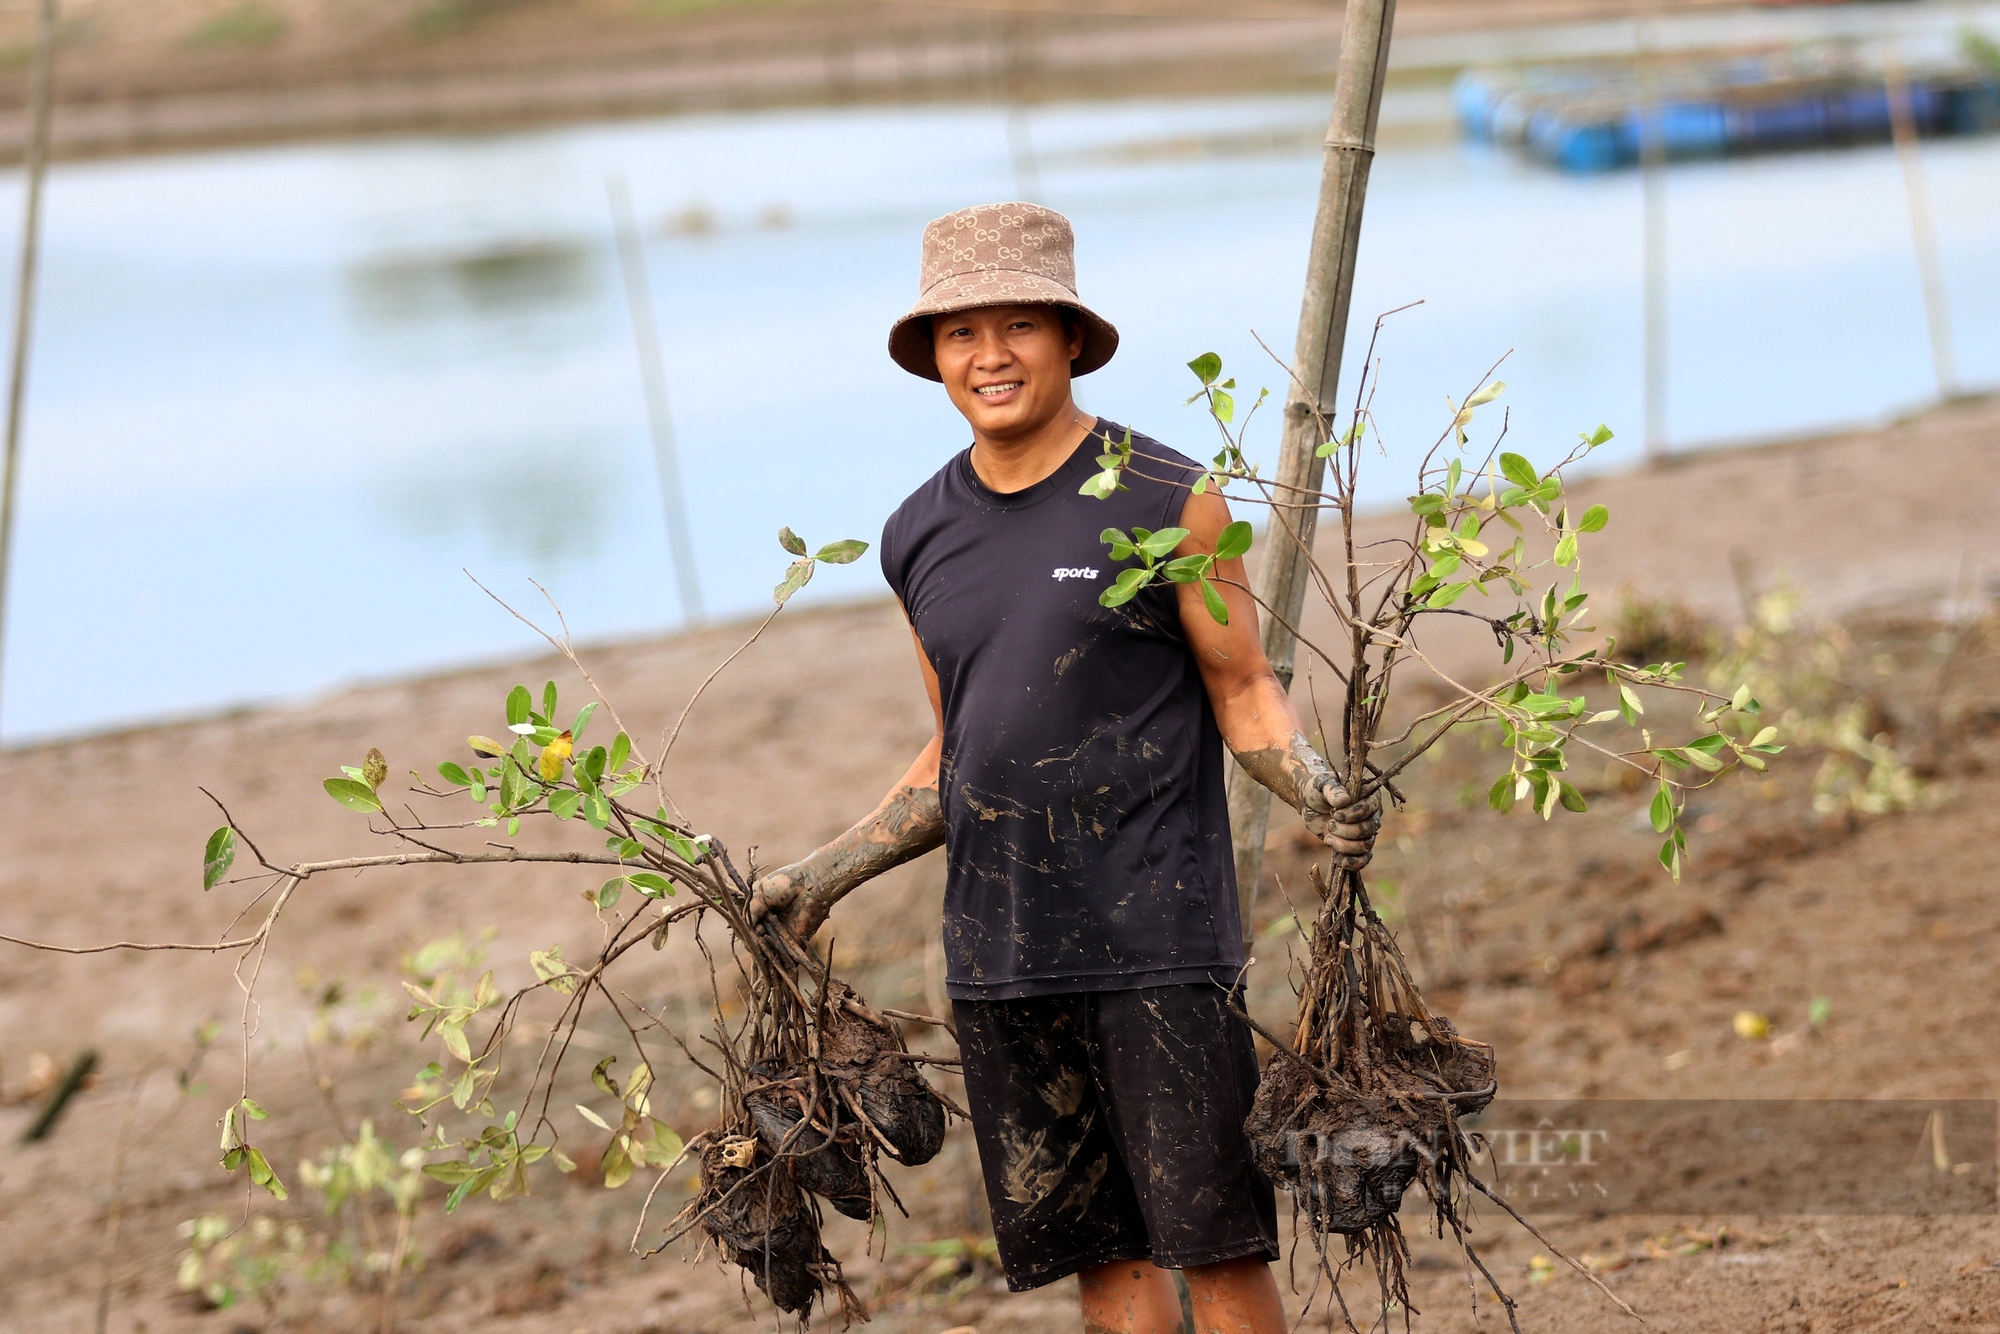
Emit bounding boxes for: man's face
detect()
[932,304,1083,439]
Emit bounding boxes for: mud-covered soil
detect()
[1,396,1997,1332]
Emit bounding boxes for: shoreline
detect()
[6,387,1991,755]
[0,0,1857,164]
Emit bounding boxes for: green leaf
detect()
[1466,379,1506,407]
[1558,780,1588,813]
[1214,520,1252,562]
[323,777,383,814]
[1578,504,1609,533]
[438,1022,472,1063]
[591,1056,620,1097]
[1210,389,1234,423]
[601,1140,633,1190]
[438,761,472,789]
[569,701,598,744]
[1078,469,1121,500]
[609,731,632,774]
[1199,576,1229,625]
[1098,527,1135,560]
[1498,452,1539,490]
[530,947,579,995]
[445,1167,498,1213]
[1187,351,1222,385]
[1584,424,1615,447]
[1685,733,1730,755]
[452,1064,478,1110]
[1487,773,1516,813]
[541,680,558,722]
[505,686,532,727]
[423,1160,480,1184]
[1425,581,1472,608]
[245,1147,288,1201]
[1160,554,1210,583]
[202,827,236,891]
[1619,684,1644,722]
[1099,567,1152,608]
[595,879,624,910]
[773,557,814,606]
[1137,527,1189,559]
[628,872,673,898]
[1649,785,1673,833]
[1553,533,1578,567]
[777,526,807,556]
[814,538,869,565]
[548,790,580,821]
[1408,493,1445,517]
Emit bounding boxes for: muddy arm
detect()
[750,613,946,938]
[1172,487,1381,868]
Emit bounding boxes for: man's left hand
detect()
[1302,777,1381,870]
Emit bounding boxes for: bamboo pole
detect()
[1883,45,1958,401]
[0,0,59,734]
[1227,0,1397,951]
[1637,0,1669,458]
[607,172,705,627]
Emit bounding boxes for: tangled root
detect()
[1246,863,1503,1322]
[1245,1019,1494,1237]
[818,987,949,1167]
[857,1054,947,1167]
[695,1139,832,1318]
[746,1083,873,1221]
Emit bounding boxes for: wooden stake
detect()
[1884,44,1959,401]
[1227,0,1398,949]
[0,0,59,735]
[608,172,706,628]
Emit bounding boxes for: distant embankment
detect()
[0,0,1742,161]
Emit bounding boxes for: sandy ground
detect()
[1,393,1998,1331]
[0,0,1752,158]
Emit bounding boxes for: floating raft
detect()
[1455,46,2000,172]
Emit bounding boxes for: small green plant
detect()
[1091,342,1779,882]
[176,1213,303,1311]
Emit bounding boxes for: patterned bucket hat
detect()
[888,201,1119,382]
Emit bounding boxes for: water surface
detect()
[1,93,1993,740]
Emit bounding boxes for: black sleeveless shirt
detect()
[879,420,1243,1000]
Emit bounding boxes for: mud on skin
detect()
[753,783,944,935]
[1231,735,1382,864]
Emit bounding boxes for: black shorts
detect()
[953,984,1280,1291]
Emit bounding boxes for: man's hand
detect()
[748,865,830,941]
[1301,776,1382,870]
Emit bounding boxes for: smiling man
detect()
[750,203,1379,1334]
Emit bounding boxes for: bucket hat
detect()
[887,201,1119,382]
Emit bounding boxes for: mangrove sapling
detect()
[1081,325,1783,1330]
[1,530,953,1326]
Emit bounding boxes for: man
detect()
[751,203,1380,1334]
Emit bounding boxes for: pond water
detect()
[1,90,1994,741]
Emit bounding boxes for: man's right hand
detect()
[1301,776,1382,871]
